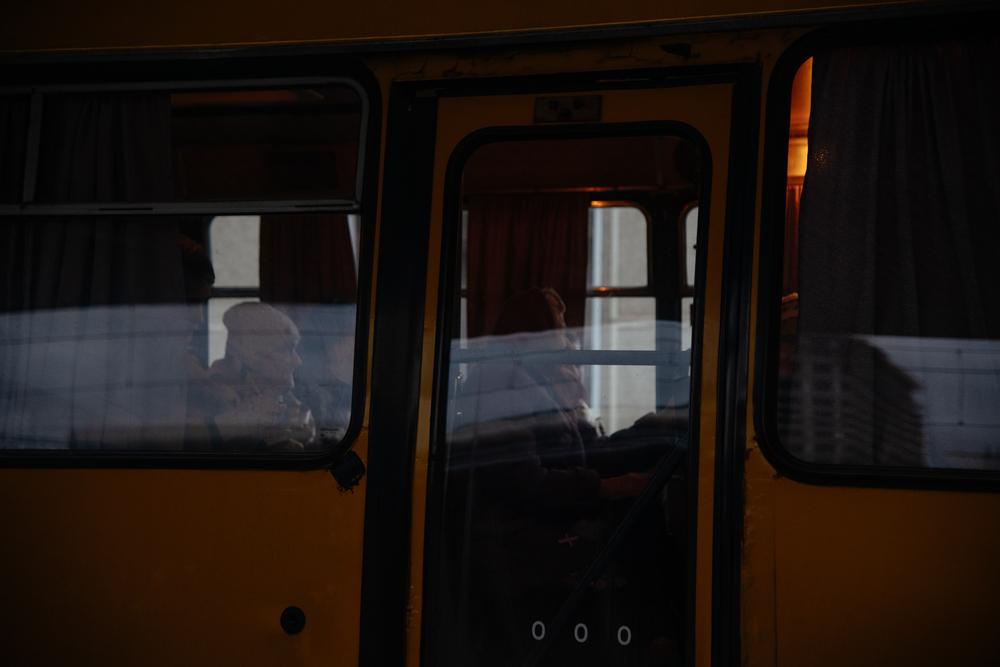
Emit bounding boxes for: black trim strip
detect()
[449,348,685,366]
[0,1,993,64]
[209,287,259,299]
[710,63,761,667]
[0,55,378,92]
[1,201,361,216]
[358,83,438,667]
[0,59,383,471]
[753,12,1000,493]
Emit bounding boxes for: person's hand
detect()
[633,408,687,431]
[598,472,651,499]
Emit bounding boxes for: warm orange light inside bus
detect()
[781,57,812,346]
[787,57,812,181]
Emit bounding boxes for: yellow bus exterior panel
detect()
[745,444,1000,666]
[741,16,1000,665]
[775,484,1000,665]
[0,465,368,666]
[6,0,912,54]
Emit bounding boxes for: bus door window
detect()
[424,133,705,666]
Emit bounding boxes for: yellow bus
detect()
[1,1,998,665]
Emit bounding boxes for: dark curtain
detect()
[4,92,181,311]
[0,96,29,203]
[35,93,174,202]
[785,37,1000,466]
[0,93,188,449]
[259,213,359,432]
[465,194,589,338]
[2,218,182,312]
[259,213,357,304]
[782,184,801,296]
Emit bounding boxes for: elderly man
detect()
[209,302,316,451]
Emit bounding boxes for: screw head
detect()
[280,606,306,635]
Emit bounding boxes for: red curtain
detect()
[465,195,589,338]
[259,213,357,304]
[258,213,358,429]
[783,184,802,296]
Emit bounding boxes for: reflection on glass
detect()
[440,289,689,666]
[427,133,703,666]
[209,297,257,363]
[0,214,358,452]
[780,334,1000,469]
[777,36,1000,472]
[583,297,656,352]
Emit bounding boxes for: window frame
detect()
[754,17,1000,491]
[678,200,699,296]
[0,57,381,469]
[586,199,653,294]
[456,198,656,330]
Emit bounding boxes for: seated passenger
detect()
[456,287,649,503]
[293,305,355,443]
[448,287,654,666]
[209,302,316,451]
[176,234,226,450]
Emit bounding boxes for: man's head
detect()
[223,302,302,389]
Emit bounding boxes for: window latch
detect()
[331,449,366,491]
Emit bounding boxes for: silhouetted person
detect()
[445,287,648,666]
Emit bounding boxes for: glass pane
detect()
[348,213,361,271]
[0,96,30,203]
[587,205,648,288]
[683,205,698,287]
[680,296,694,351]
[34,84,362,203]
[210,215,260,288]
[208,296,259,364]
[583,364,657,434]
[583,297,656,351]
[426,133,703,666]
[0,213,360,452]
[777,36,1000,471]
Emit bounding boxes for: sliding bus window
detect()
[0,80,368,456]
[769,29,1000,473]
[32,84,362,203]
[425,132,704,666]
[586,202,655,433]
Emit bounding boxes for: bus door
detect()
[370,71,753,667]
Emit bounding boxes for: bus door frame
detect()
[363,63,760,667]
